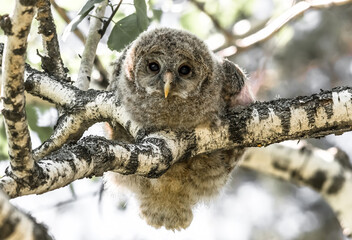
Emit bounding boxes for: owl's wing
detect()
[221,59,254,109]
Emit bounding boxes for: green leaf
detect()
[180,9,211,39]
[134,0,149,31]
[108,13,142,52]
[63,0,105,38]
[78,0,105,15]
[63,8,92,40]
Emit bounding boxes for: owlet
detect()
[104,28,253,230]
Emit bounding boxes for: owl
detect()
[104,28,253,230]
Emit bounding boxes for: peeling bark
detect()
[36,0,68,81]
[0,15,13,36]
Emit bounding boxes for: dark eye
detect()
[148,62,160,73]
[178,65,191,76]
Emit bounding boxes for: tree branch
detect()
[99,0,123,38]
[0,189,52,239]
[1,68,349,200]
[242,144,352,237]
[36,0,69,81]
[216,0,352,57]
[0,0,37,178]
[50,0,109,88]
[50,0,86,43]
[25,69,352,151]
[75,0,108,90]
[0,133,176,198]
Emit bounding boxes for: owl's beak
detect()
[163,72,173,98]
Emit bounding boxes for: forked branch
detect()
[1,68,350,200]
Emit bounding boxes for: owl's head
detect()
[124,28,215,99]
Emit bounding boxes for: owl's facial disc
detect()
[137,53,200,99]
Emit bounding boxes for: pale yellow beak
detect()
[164,72,173,98]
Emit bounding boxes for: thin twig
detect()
[216,0,352,57]
[99,0,123,38]
[50,0,86,43]
[50,0,109,88]
[75,0,108,90]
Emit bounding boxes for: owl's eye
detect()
[178,65,191,76]
[148,62,160,73]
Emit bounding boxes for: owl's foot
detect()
[140,201,193,231]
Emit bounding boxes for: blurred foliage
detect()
[180,0,256,38]
[259,5,352,99]
[180,6,211,38]
[199,0,255,28]
[26,104,54,143]
[0,103,54,161]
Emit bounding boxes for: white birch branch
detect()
[0,189,52,239]
[216,0,352,57]
[0,69,349,200]
[0,0,37,177]
[36,0,68,80]
[242,144,352,237]
[25,69,352,156]
[75,0,108,90]
[235,0,351,48]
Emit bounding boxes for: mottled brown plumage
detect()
[104,28,252,230]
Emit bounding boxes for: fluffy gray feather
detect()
[105,28,252,230]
